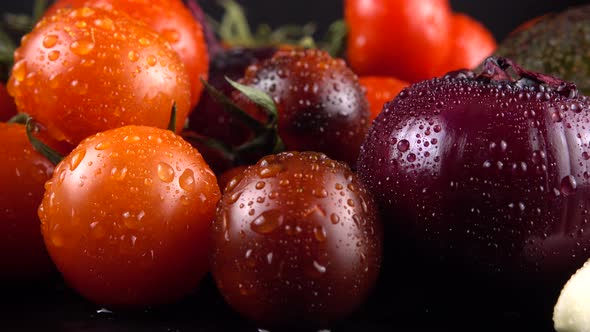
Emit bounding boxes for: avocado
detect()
[495,4,590,95]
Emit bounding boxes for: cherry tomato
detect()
[46,0,208,108]
[359,76,409,121]
[439,14,497,72]
[345,0,453,82]
[0,83,17,122]
[217,165,248,193]
[7,7,191,146]
[0,123,55,280]
[39,125,221,307]
[211,151,383,327]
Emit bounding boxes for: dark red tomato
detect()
[217,165,248,193]
[359,76,409,121]
[439,13,497,72]
[46,0,209,108]
[0,123,55,280]
[8,7,191,146]
[211,151,382,327]
[39,125,220,307]
[0,83,17,122]
[345,0,453,82]
[234,49,370,165]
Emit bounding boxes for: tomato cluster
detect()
[0,0,582,331]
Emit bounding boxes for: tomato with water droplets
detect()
[234,49,370,165]
[0,123,55,280]
[46,0,209,108]
[211,151,382,328]
[359,76,409,121]
[7,7,191,146]
[39,125,220,307]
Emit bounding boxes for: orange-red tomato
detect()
[39,125,220,307]
[359,76,409,121]
[439,14,497,72]
[8,7,191,146]
[0,83,17,122]
[46,0,208,108]
[345,0,453,83]
[0,123,55,280]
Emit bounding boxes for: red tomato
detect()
[439,14,497,72]
[359,76,409,121]
[0,83,17,122]
[7,7,191,146]
[0,123,55,280]
[39,125,221,307]
[46,0,209,108]
[345,0,453,83]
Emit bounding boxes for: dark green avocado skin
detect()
[495,4,590,95]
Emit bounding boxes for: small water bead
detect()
[42,34,58,48]
[397,140,410,152]
[70,39,95,55]
[157,162,175,183]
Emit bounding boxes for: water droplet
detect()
[95,141,111,150]
[313,226,327,242]
[259,165,282,178]
[110,167,127,181]
[42,34,58,48]
[146,55,157,66]
[312,188,328,198]
[313,260,326,274]
[69,149,86,171]
[93,17,114,30]
[70,39,95,55]
[433,125,442,133]
[128,50,139,62]
[583,152,590,161]
[48,50,60,61]
[12,60,26,82]
[179,169,195,192]
[561,175,577,196]
[157,162,175,183]
[250,210,283,234]
[407,153,416,162]
[330,213,340,224]
[161,29,180,43]
[397,139,410,152]
[138,37,150,47]
[255,181,265,190]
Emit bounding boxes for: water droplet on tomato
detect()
[314,226,327,242]
[157,162,175,183]
[128,50,139,62]
[250,210,284,234]
[161,29,180,44]
[110,166,128,181]
[12,60,26,82]
[69,149,86,171]
[330,213,340,224]
[95,141,111,150]
[48,50,60,61]
[70,39,95,55]
[42,34,58,48]
[255,181,265,190]
[179,169,195,192]
[312,260,326,274]
[146,55,157,67]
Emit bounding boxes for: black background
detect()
[2,0,590,40]
[2,1,590,331]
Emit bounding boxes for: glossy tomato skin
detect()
[346,0,453,83]
[0,123,55,280]
[235,49,370,166]
[359,76,409,121]
[211,152,382,327]
[8,7,191,146]
[0,83,17,122]
[39,125,220,307]
[440,14,497,72]
[357,67,590,291]
[46,0,208,108]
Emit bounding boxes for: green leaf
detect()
[200,77,265,134]
[167,102,177,132]
[25,117,64,165]
[218,0,254,46]
[32,0,49,25]
[7,113,29,124]
[182,131,235,162]
[226,77,278,120]
[321,20,348,58]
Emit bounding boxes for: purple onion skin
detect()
[357,58,590,292]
